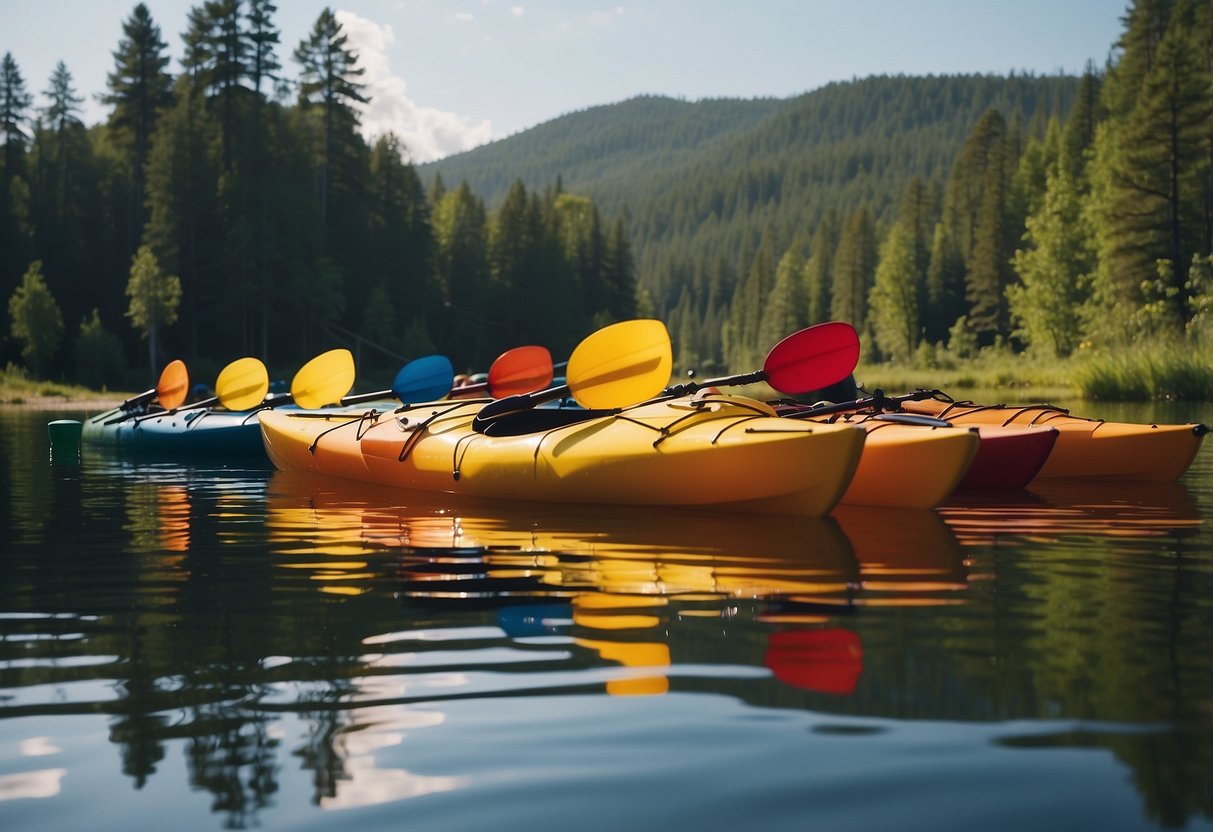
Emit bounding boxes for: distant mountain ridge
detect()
[420,73,1079,302]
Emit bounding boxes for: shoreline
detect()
[1,397,124,411]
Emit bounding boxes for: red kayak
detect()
[777,407,1059,490]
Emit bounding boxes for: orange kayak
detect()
[899,398,1206,482]
[835,420,979,509]
[781,409,1057,494]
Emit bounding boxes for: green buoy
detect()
[47,419,82,463]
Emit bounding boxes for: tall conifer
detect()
[104,3,173,253]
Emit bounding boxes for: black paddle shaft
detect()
[794,388,947,418]
[663,370,765,398]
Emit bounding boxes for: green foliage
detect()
[947,315,978,358]
[125,244,181,370]
[1186,255,1213,343]
[1075,339,1213,401]
[73,308,126,389]
[830,205,876,331]
[1087,8,1213,338]
[1009,168,1093,356]
[7,260,63,377]
[869,225,920,361]
[2,51,35,170]
[958,109,1014,343]
[758,248,807,350]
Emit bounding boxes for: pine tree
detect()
[1102,0,1174,122]
[966,139,1012,343]
[40,61,85,222]
[1,52,33,175]
[204,0,249,172]
[246,0,282,97]
[603,217,638,323]
[553,191,603,324]
[0,52,35,302]
[672,286,698,371]
[433,182,490,367]
[142,77,218,359]
[490,180,532,344]
[759,247,807,351]
[366,132,436,359]
[943,108,1007,270]
[293,8,368,250]
[1092,8,1212,331]
[925,221,965,342]
[103,3,173,253]
[830,205,876,333]
[31,61,99,337]
[803,211,836,323]
[1060,62,1103,179]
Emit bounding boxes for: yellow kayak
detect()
[259,394,866,516]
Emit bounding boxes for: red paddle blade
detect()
[764,628,863,695]
[488,345,554,398]
[764,321,860,394]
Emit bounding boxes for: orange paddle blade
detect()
[488,345,554,398]
[157,360,189,411]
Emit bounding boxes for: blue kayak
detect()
[82,405,267,454]
[82,396,403,456]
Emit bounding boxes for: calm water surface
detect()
[2,402,1211,831]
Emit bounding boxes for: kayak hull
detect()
[900,399,1206,482]
[258,396,867,516]
[777,407,1051,497]
[82,406,266,454]
[838,422,979,509]
[960,424,1059,489]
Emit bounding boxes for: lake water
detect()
[2,401,1211,831]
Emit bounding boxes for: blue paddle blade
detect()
[393,355,455,403]
[497,604,574,638]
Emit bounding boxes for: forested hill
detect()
[422,73,1079,300]
[419,95,786,207]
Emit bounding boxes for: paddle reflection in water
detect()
[266,470,970,700]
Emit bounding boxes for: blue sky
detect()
[3,1,1127,162]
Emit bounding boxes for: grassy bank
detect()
[855,339,1213,403]
[0,364,129,406]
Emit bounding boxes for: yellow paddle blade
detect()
[157,359,189,411]
[215,357,269,411]
[567,319,672,409]
[291,349,355,409]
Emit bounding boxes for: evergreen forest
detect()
[3,0,1213,394]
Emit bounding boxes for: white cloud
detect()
[588,6,625,26]
[453,12,475,23]
[335,10,494,163]
[511,6,525,17]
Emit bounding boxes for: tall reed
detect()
[1075,341,1213,400]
